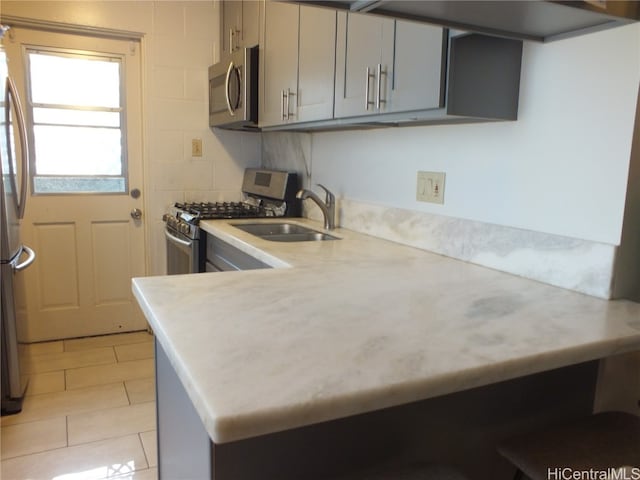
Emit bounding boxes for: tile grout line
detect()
[0,433,147,462]
[138,432,151,470]
[123,381,132,405]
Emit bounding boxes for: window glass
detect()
[27,49,126,194]
[33,126,121,175]
[29,52,120,108]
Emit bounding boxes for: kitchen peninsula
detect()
[133,218,640,480]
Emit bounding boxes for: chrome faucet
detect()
[296,184,335,230]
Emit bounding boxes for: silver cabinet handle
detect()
[130,208,143,220]
[224,61,235,116]
[286,88,295,120]
[376,63,387,110]
[13,245,35,272]
[364,67,375,111]
[164,229,192,247]
[6,77,29,220]
[229,28,240,52]
[281,89,286,121]
[285,89,289,121]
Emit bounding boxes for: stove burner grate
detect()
[174,202,266,221]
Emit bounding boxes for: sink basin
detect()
[232,223,339,242]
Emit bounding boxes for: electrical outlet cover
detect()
[416,171,445,204]
[192,139,203,157]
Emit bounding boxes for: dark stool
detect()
[498,411,640,480]
[331,464,469,479]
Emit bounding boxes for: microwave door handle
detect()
[225,61,235,116]
[6,77,29,220]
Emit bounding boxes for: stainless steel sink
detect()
[232,223,339,242]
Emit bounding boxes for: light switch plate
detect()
[192,139,203,157]
[416,171,445,204]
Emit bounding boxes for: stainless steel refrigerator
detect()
[1,25,36,415]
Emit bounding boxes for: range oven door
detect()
[164,226,203,275]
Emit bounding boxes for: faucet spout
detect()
[296,184,335,230]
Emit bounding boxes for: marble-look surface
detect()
[262,132,312,188]
[133,218,640,445]
[338,199,617,299]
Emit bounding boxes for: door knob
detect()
[130,208,143,220]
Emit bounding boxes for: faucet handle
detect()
[316,184,335,205]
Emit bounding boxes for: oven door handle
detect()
[165,229,192,247]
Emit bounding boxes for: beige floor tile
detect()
[125,378,156,405]
[0,383,129,427]
[0,416,67,459]
[19,340,64,356]
[0,434,148,480]
[115,342,154,362]
[66,359,154,390]
[68,402,156,446]
[112,467,158,480]
[22,370,66,396]
[65,331,153,352]
[139,430,157,468]
[22,346,116,375]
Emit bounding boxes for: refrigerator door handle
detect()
[13,245,35,272]
[6,76,29,220]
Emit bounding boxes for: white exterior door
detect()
[5,27,147,342]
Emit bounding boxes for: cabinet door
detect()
[388,20,445,113]
[242,0,261,48]
[296,5,336,123]
[260,1,299,127]
[156,340,212,478]
[222,0,242,55]
[334,12,394,119]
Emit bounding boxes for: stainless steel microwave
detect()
[208,46,258,130]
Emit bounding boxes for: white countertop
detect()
[132,218,640,444]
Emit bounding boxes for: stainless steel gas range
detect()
[162,168,300,275]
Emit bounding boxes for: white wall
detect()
[2,0,261,275]
[312,24,640,246]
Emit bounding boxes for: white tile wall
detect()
[151,67,184,100]
[144,1,261,275]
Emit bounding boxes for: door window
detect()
[26,48,127,194]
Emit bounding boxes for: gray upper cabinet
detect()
[222,0,260,55]
[297,5,337,123]
[257,2,522,130]
[335,12,445,118]
[334,12,394,118]
[260,2,336,127]
[388,19,445,113]
[260,1,299,126]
